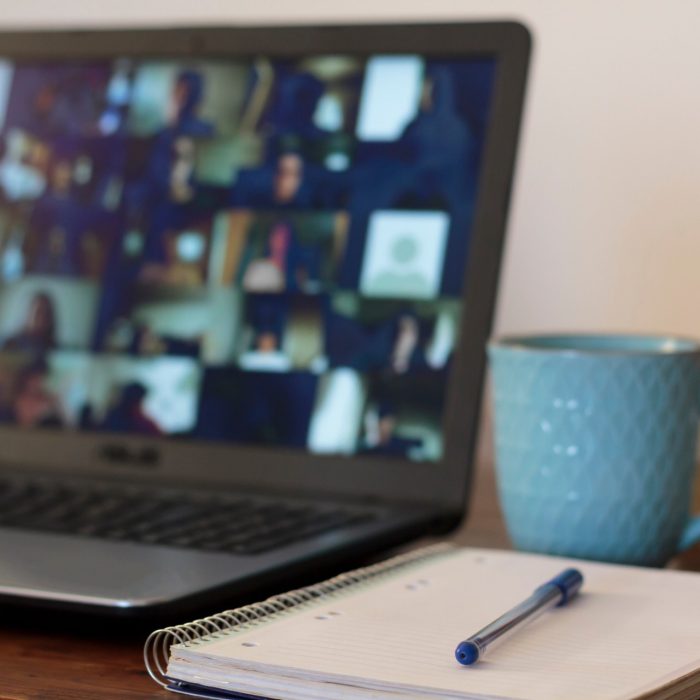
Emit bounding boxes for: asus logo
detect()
[99,444,160,469]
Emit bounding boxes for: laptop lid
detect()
[0,23,530,512]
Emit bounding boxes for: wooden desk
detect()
[1,463,698,700]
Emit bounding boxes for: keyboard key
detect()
[0,477,373,555]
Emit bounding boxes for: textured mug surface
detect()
[488,334,700,566]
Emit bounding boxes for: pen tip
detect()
[455,641,480,666]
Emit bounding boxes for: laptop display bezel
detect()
[0,21,531,511]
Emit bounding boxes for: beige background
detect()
[1,0,699,339]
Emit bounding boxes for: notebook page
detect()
[172,549,700,700]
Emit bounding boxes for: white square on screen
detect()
[359,210,450,300]
[355,56,424,141]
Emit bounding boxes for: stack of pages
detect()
[145,545,700,700]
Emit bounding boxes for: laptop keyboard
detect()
[0,478,373,555]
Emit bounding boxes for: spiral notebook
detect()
[145,545,700,700]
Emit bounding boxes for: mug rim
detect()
[488,332,700,357]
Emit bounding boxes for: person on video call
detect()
[136,144,198,273]
[268,73,327,140]
[231,148,319,209]
[30,147,86,276]
[134,69,219,268]
[328,309,429,375]
[397,66,475,211]
[5,361,63,429]
[127,322,201,359]
[29,70,102,136]
[31,225,79,276]
[0,133,48,203]
[102,382,163,436]
[137,133,196,211]
[360,401,423,457]
[129,68,213,268]
[241,219,310,293]
[2,291,57,354]
[273,152,306,205]
[236,295,293,370]
[247,295,289,353]
[168,70,214,137]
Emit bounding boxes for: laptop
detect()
[0,22,529,616]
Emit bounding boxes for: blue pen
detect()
[454,568,584,665]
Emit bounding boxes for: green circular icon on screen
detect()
[392,236,418,263]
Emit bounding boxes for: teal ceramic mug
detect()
[488,334,700,566]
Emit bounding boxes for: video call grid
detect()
[0,54,496,461]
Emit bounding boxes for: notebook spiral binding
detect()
[144,542,454,687]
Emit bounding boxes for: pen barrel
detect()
[464,584,562,660]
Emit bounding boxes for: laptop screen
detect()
[0,54,496,463]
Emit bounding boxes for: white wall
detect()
[2,0,700,338]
